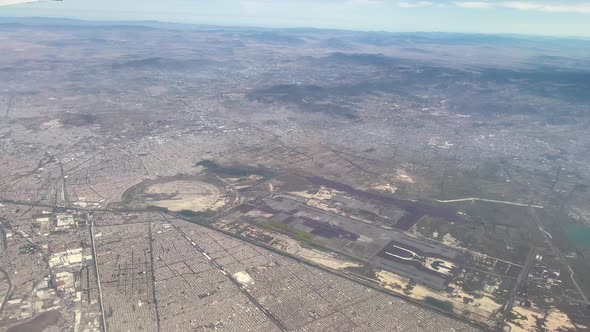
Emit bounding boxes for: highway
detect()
[502,247,537,315]
[435,198,544,209]
[170,212,492,332]
[0,224,12,317]
[0,195,491,331]
[89,215,108,332]
[171,222,287,332]
[0,267,11,317]
[528,207,588,304]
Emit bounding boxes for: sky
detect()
[1,0,590,37]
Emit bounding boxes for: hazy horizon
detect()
[1,0,590,38]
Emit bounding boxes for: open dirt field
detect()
[6,311,61,332]
[146,180,225,212]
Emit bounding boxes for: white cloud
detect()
[398,1,434,8]
[453,1,493,9]
[501,1,590,13]
[348,0,383,5]
[452,1,590,13]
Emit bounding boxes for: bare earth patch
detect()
[372,182,398,193]
[6,311,61,332]
[146,180,225,212]
[40,119,63,130]
[544,308,587,331]
[395,169,415,184]
[233,271,254,285]
[377,270,502,325]
[297,248,361,270]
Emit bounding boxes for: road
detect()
[502,247,537,315]
[3,96,13,119]
[0,223,7,256]
[0,224,12,316]
[0,267,12,316]
[435,198,544,209]
[58,160,68,208]
[147,222,161,332]
[89,215,108,332]
[0,197,489,331]
[171,222,287,332]
[528,207,588,303]
[171,213,491,332]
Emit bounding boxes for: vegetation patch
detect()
[424,296,454,312]
[261,221,316,243]
[196,160,275,179]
